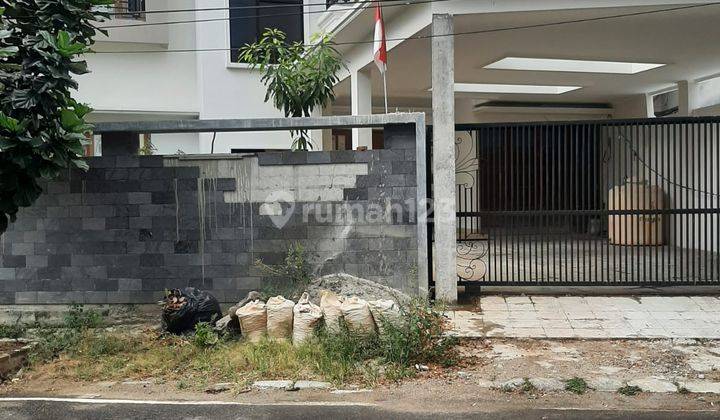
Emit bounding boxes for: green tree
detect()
[0,1,110,233]
[240,29,344,151]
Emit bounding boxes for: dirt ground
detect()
[2,338,720,413]
[452,338,720,383]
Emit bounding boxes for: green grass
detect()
[191,322,219,348]
[0,323,26,339]
[28,304,105,364]
[28,300,456,389]
[63,304,103,330]
[565,377,588,395]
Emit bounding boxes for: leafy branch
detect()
[240,30,344,151]
[0,1,111,232]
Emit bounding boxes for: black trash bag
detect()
[162,287,222,334]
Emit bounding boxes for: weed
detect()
[302,322,378,384]
[0,322,26,339]
[26,299,457,388]
[29,304,104,363]
[192,322,219,348]
[521,378,537,394]
[64,304,103,330]
[565,377,588,395]
[29,328,82,364]
[76,332,132,359]
[501,383,516,393]
[376,299,457,367]
[675,382,690,394]
[618,385,642,396]
[255,243,312,300]
[383,363,415,383]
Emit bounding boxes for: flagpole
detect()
[382,70,388,114]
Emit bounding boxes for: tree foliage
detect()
[240,29,344,151]
[0,0,110,233]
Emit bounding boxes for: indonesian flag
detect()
[373,2,387,74]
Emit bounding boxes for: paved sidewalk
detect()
[449,296,720,339]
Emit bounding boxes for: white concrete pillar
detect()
[431,14,457,303]
[309,106,324,151]
[644,94,655,118]
[351,68,373,150]
[678,80,698,116]
[320,102,334,151]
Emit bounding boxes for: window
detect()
[653,90,679,118]
[114,0,145,20]
[229,0,304,63]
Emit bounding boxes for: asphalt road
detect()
[0,399,718,420]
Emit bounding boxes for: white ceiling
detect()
[332,4,720,108]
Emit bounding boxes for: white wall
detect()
[695,76,720,111]
[78,0,314,155]
[76,0,199,115]
[193,0,305,153]
[153,133,200,155]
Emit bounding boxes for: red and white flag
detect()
[373,2,387,74]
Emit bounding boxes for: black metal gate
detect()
[428,117,720,287]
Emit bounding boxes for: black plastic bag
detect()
[162,287,222,334]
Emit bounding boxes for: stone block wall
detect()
[0,125,420,304]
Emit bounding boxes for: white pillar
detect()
[678,80,698,116]
[320,102,333,151]
[309,106,324,151]
[431,14,457,303]
[644,93,655,118]
[351,68,373,150]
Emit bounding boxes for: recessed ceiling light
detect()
[485,57,666,74]
[454,83,582,95]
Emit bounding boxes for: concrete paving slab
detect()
[679,381,720,394]
[587,377,624,392]
[628,378,678,393]
[449,295,720,339]
[253,380,294,390]
[528,378,565,392]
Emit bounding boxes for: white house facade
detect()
[79,0,720,155]
[71,0,720,301]
[77,0,319,155]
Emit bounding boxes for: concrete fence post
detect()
[431,13,458,303]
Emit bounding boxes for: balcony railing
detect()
[326,0,353,9]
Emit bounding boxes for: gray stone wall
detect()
[0,126,420,304]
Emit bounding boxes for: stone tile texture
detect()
[449,296,720,339]
[0,124,421,304]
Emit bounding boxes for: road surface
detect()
[0,398,717,419]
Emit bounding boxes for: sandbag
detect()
[292,292,322,345]
[228,291,262,320]
[266,296,295,340]
[319,290,344,333]
[162,287,222,335]
[236,300,267,343]
[368,300,403,334]
[341,296,376,335]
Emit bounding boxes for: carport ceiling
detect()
[335,4,720,106]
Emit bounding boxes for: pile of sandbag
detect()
[219,290,404,345]
[321,290,402,335]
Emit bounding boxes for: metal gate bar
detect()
[428,116,720,287]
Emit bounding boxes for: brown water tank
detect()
[608,177,665,246]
